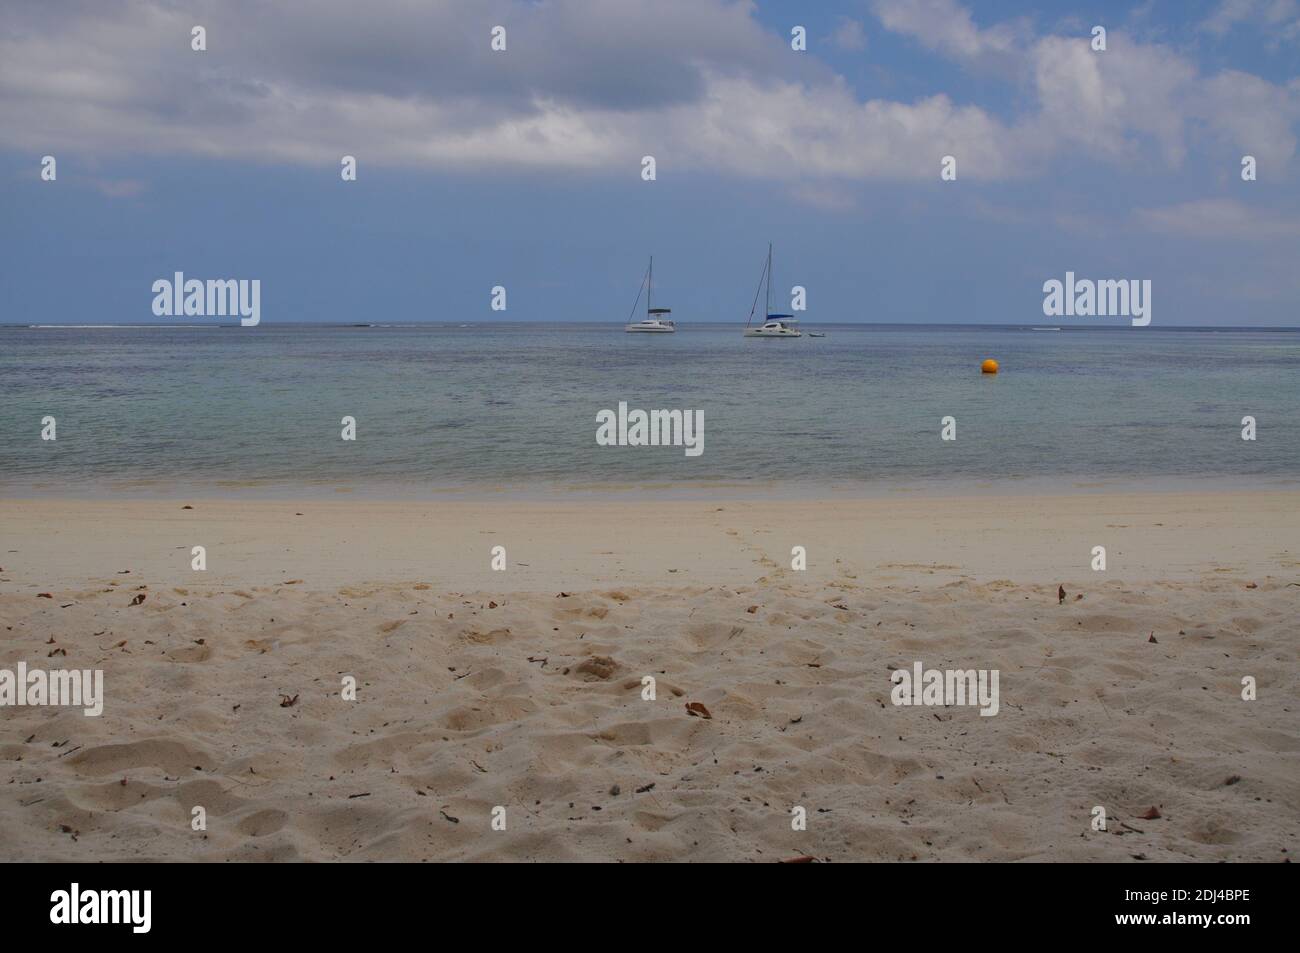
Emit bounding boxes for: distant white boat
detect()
[1031,327,1062,331]
[625,256,675,333]
[746,318,801,337]
[808,331,826,338]
[743,243,802,338]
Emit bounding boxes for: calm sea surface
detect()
[2,323,1297,498]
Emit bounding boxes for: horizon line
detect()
[5,321,1299,331]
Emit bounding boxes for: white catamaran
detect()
[624,256,675,333]
[743,243,802,338]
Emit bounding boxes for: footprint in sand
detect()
[236,808,289,838]
[69,739,212,777]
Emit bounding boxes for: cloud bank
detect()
[1,0,1297,186]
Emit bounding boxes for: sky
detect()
[2,0,1299,326]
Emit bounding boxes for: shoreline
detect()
[3,489,1296,591]
[3,472,1297,505]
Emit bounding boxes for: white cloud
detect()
[831,18,868,52]
[665,75,1018,181]
[788,182,858,211]
[871,0,1021,60]
[1135,198,1300,239]
[0,0,1023,184]
[1201,0,1300,39]
[90,177,147,198]
[0,0,1295,194]
[1195,71,1300,166]
[1028,34,1197,166]
[880,5,1300,172]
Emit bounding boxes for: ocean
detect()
[2,323,1297,498]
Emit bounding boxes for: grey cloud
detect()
[1,0,1296,192]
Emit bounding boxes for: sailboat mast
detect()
[648,256,652,315]
[766,243,772,318]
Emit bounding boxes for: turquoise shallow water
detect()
[2,323,1297,497]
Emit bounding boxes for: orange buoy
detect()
[981,359,999,374]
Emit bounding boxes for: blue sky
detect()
[3,0,1299,325]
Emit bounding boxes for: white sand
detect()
[1,492,1296,861]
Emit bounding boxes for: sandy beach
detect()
[1,490,1297,861]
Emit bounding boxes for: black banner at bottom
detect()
[3,861,1287,940]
